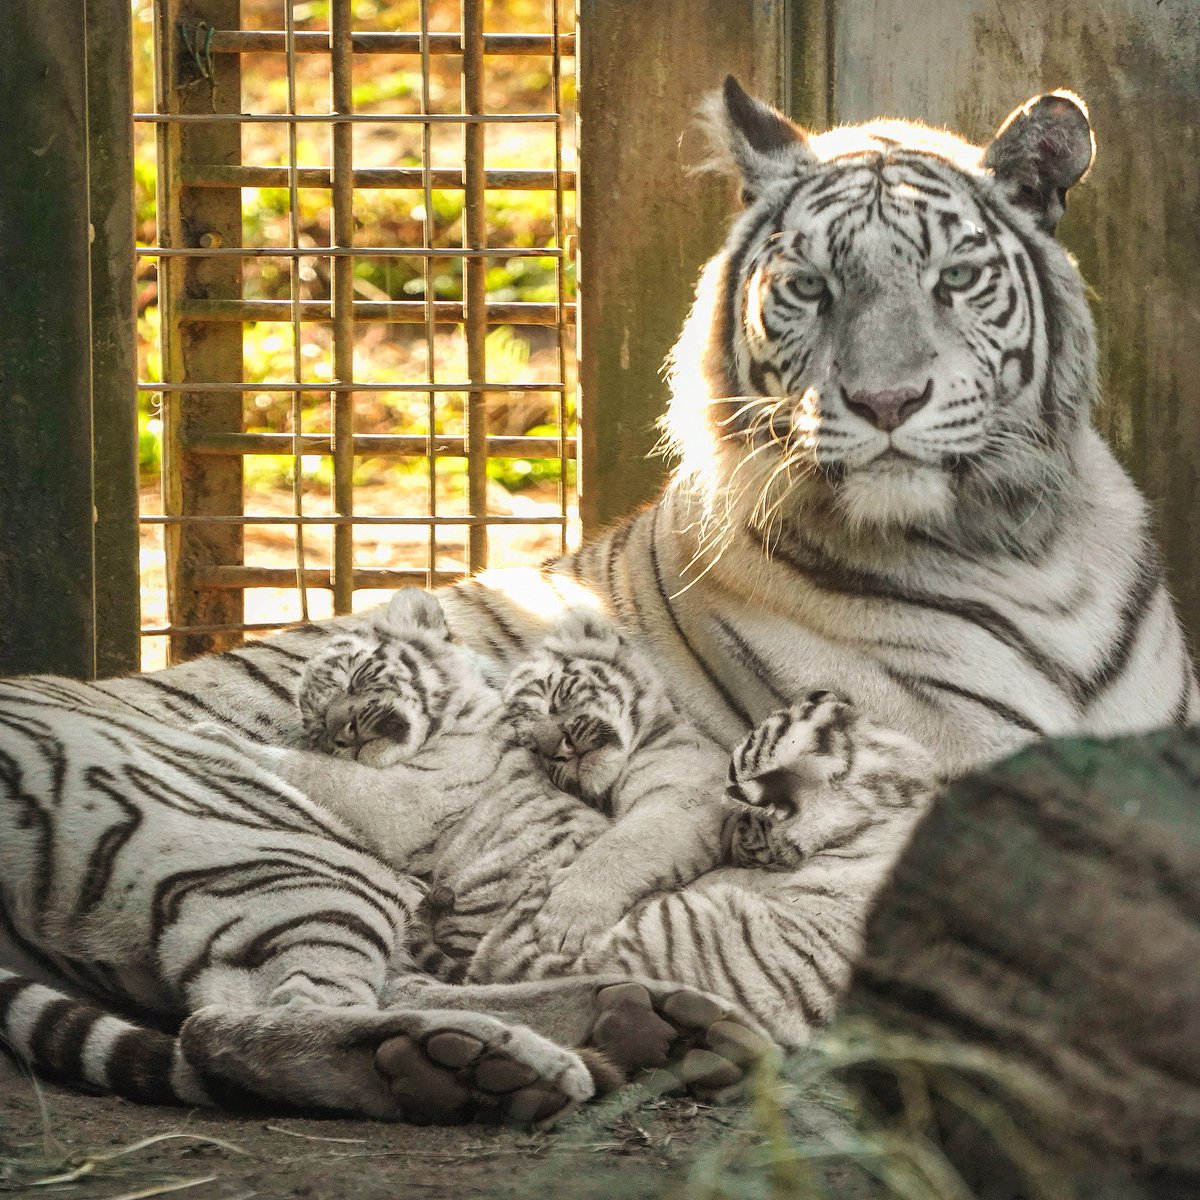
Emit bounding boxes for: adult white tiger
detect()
[0,78,1194,1120]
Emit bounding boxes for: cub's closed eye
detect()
[938,263,980,291]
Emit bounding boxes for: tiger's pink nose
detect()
[845,382,932,432]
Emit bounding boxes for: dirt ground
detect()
[0,1048,887,1200]
[0,1053,747,1200]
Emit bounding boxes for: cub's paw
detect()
[536,873,627,959]
[726,692,855,816]
[586,981,776,1104]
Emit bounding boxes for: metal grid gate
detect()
[136,0,576,667]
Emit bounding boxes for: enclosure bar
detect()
[134,112,559,124]
[330,0,355,615]
[550,0,569,555]
[176,300,574,324]
[462,0,488,573]
[143,514,566,527]
[185,432,578,457]
[141,381,566,394]
[195,566,462,589]
[139,246,566,259]
[284,0,310,621]
[88,0,139,675]
[143,621,307,636]
[180,165,575,190]
[159,0,246,663]
[418,0,438,588]
[208,31,575,55]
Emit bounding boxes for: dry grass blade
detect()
[265,1125,366,1145]
[25,1131,251,1186]
[106,1175,219,1200]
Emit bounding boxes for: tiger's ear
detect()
[380,588,449,637]
[701,75,811,200]
[983,91,1094,234]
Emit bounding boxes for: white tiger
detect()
[1,77,1194,1118]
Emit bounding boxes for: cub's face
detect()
[299,637,440,766]
[506,660,633,807]
[505,612,653,809]
[297,588,489,767]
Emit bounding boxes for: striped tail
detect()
[0,968,211,1106]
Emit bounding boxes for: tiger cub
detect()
[580,690,940,1046]
[236,592,728,972]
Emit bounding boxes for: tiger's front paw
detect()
[536,875,627,959]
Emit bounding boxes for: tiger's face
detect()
[298,589,490,767]
[667,79,1096,539]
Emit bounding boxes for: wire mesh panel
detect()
[133,0,577,668]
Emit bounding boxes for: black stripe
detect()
[1170,666,1197,727]
[221,649,299,705]
[761,528,1082,705]
[1080,562,1162,701]
[107,1027,180,1105]
[649,508,752,727]
[884,667,1045,737]
[712,616,790,705]
[30,998,99,1081]
[75,768,144,918]
[134,678,264,738]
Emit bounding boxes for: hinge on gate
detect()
[177,20,217,112]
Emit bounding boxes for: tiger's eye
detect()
[938,263,980,291]
[790,272,828,302]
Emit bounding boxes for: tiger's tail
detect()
[0,968,211,1106]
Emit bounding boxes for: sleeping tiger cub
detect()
[277,592,936,1051]
[577,690,940,1046]
[237,590,729,969]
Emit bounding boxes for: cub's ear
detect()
[700,75,811,200]
[551,606,618,648]
[380,588,449,637]
[983,91,1094,233]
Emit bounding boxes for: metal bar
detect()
[185,432,577,456]
[550,0,569,556]
[159,0,246,663]
[177,299,572,323]
[418,0,438,589]
[194,566,463,588]
[135,111,559,124]
[138,246,565,258]
[462,0,488,573]
[142,514,566,526]
[209,31,575,55]
[142,620,310,636]
[330,0,355,615]
[284,0,310,622]
[0,0,96,678]
[180,165,575,190]
[140,381,565,393]
[87,0,140,676]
